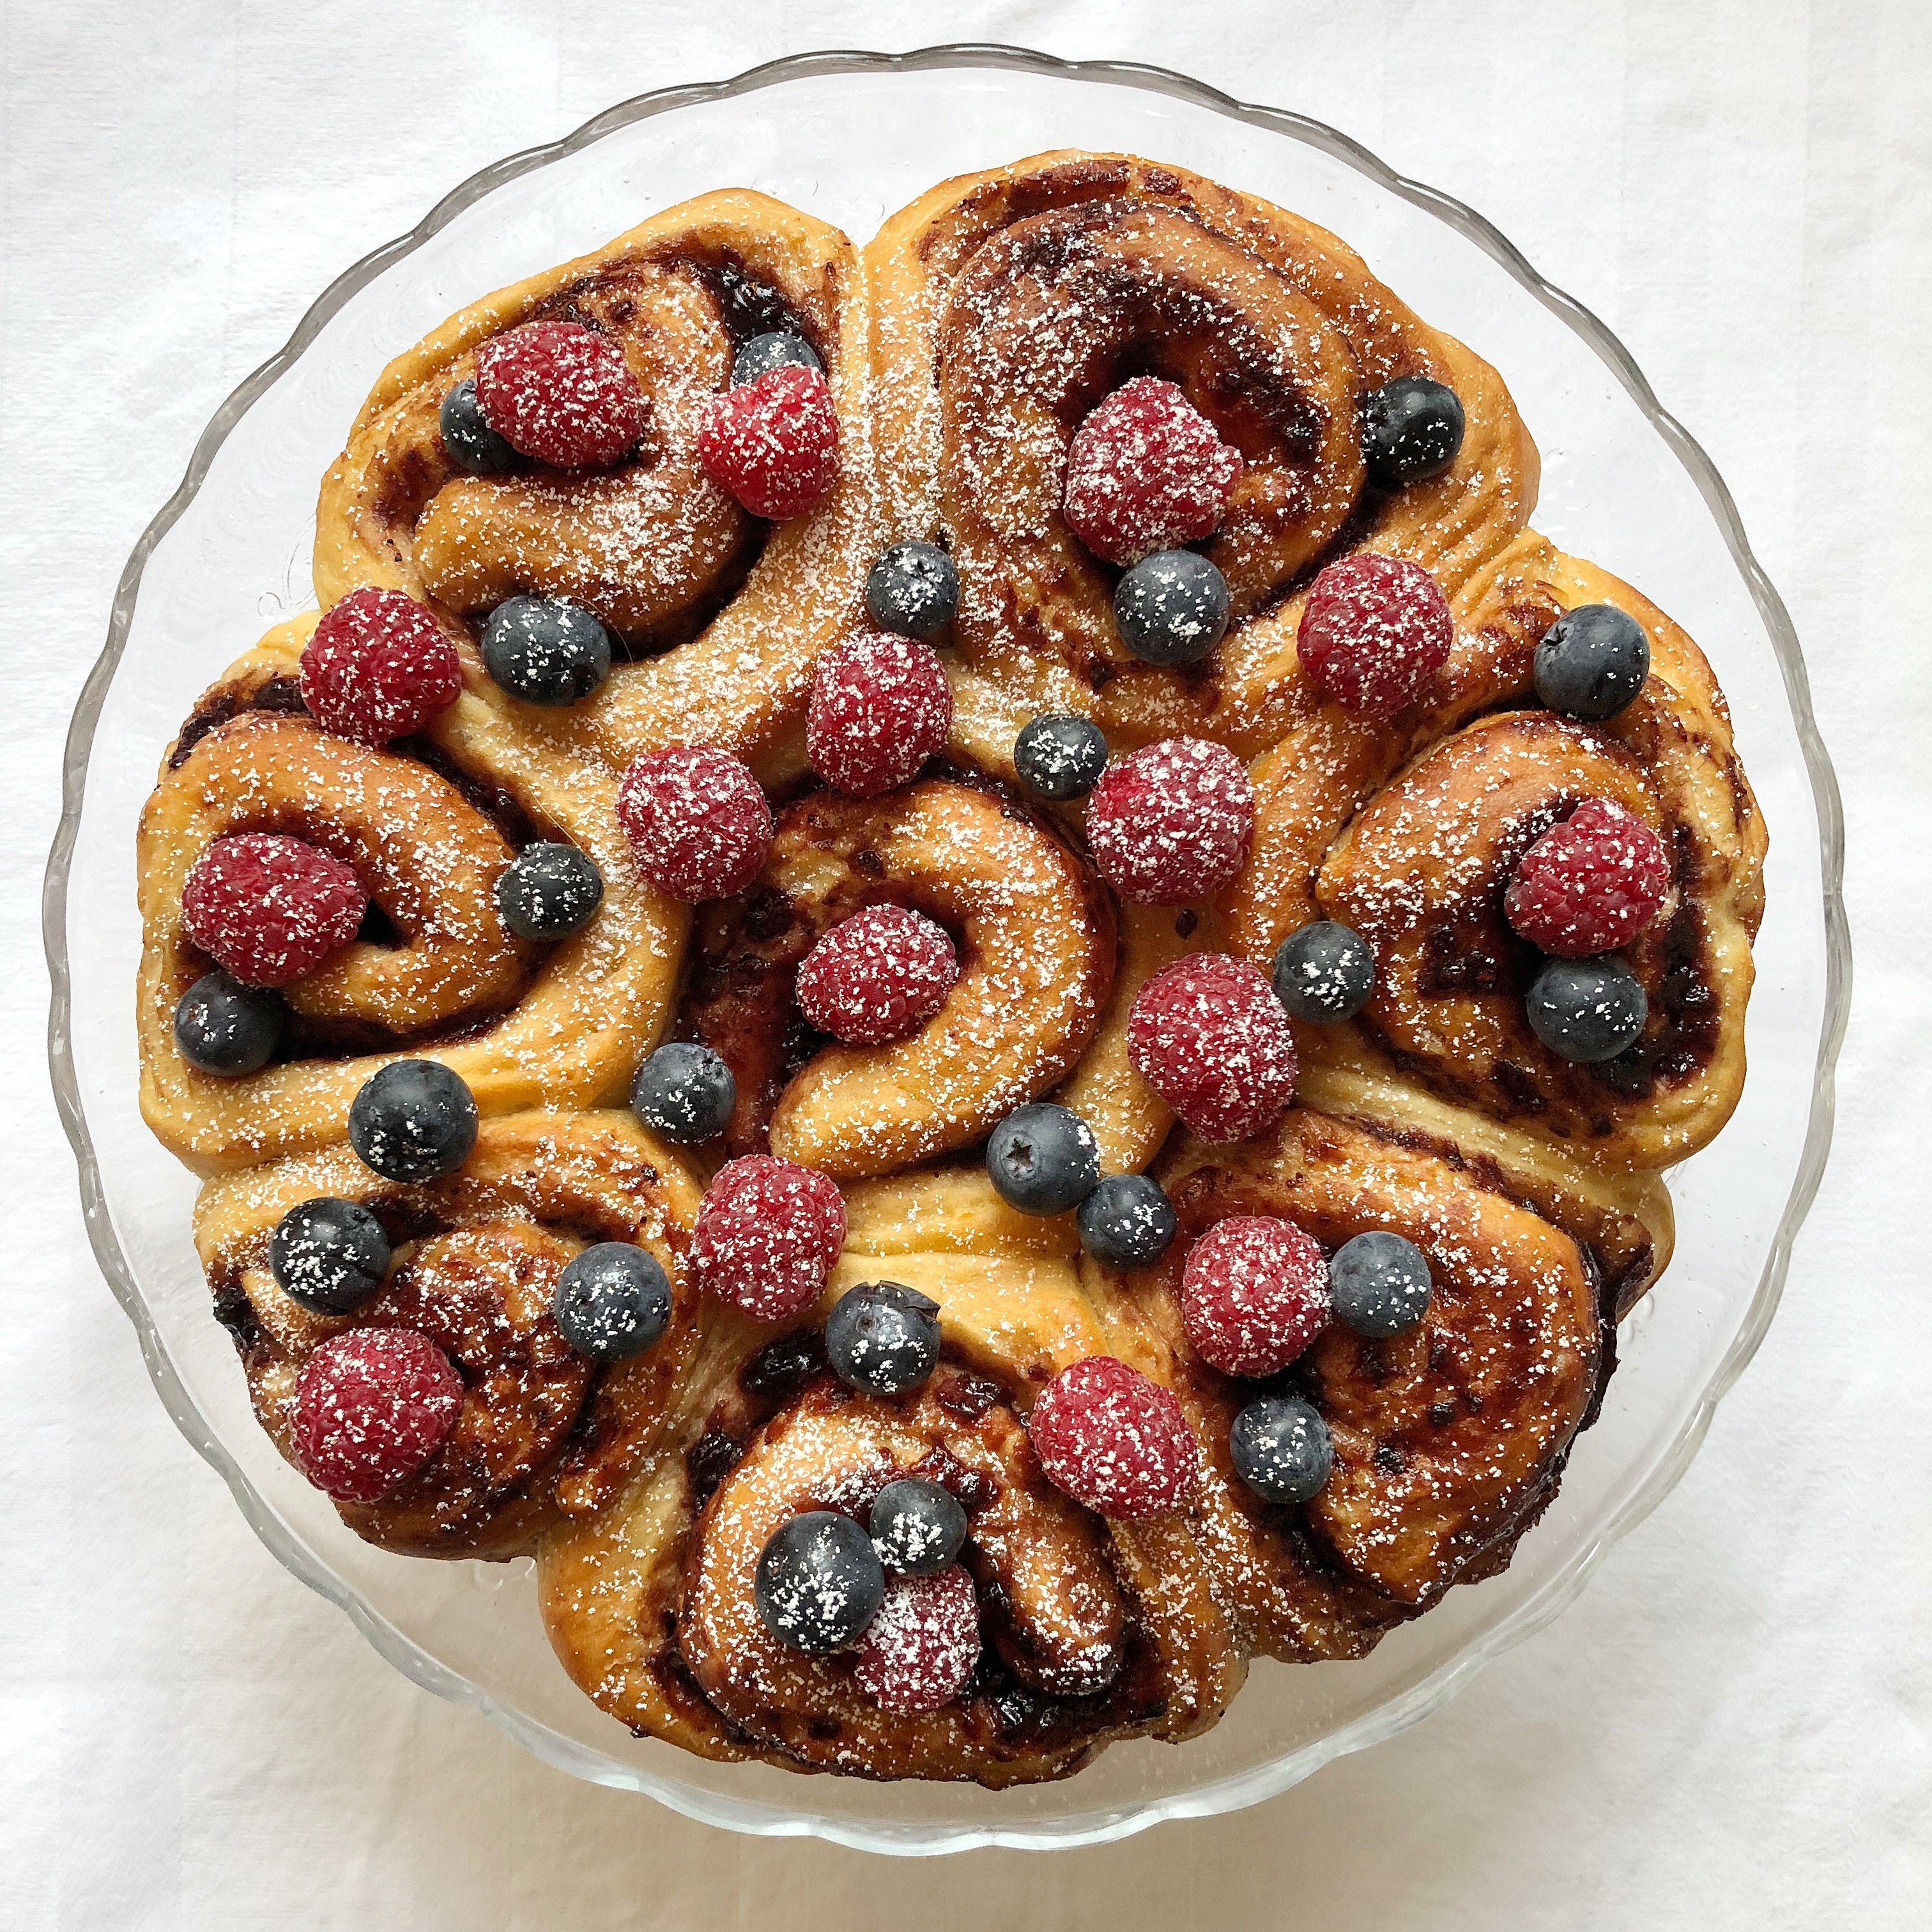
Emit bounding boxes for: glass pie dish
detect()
[45,45,1848,1853]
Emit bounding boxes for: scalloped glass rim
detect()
[43,45,1850,1855]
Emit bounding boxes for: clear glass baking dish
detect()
[45,45,1848,1854]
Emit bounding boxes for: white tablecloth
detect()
[5,3,1924,1925]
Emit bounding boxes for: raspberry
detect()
[181,833,369,988]
[795,904,959,1045]
[293,1328,463,1503]
[1085,738,1254,905]
[1297,553,1453,716]
[690,1154,846,1322]
[1181,1216,1330,1377]
[1028,1356,1200,1520]
[1505,797,1672,958]
[697,364,839,519]
[852,1563,981,1713]
[473,320,645,469]
[1062,377,1243,566]
[299,586,463,743]
[1126,953,1298,1142]
[806,632,952,797]
[616,746,773,902]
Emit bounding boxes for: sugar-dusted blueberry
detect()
[1114,549,1230,667]
[864,542,960,641]
[631,1041,736,1145]
[438,376,521,475]
[1360,375,1466,489]
[173,970,284,1075]
[1077,1173,1179,1269]
[1271,919,1376,1023]
[1230,1393,1334,1505]
[732,331,822,387]
[870,1477,969,1577]
[827,1280,942,1397]
[985,1103,1101,1216]
[480,595,612,707]
[348,1060,479,1182]
[754,1510,886,1653]
[1534,603,1652,721]
[1013,713,1108,801]
[496,843,604,941]
[553,1241,672,1363]
[1328,1230,1433,1338]
[1525,955,1650,1064]
[269,1196,391,1315]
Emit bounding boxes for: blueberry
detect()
[1230,1394,1333,1505]
[1271,920,1376,1024]
[480,595,612,707]
[1360,376,1466,489]
[826,1280,942,1396]
[494,843,603,942]
[754,1510,885,1652]
[553,1241,672,1363]
[985,1103,1101,1216]
[1114,549,1230,666]
[173,970,283,1075]
[1328,1230,1433,1338]
[439,376,521,475]
[348,1060,479,1181]
[870,1476,969,1577]
[864,542,960,640]
[1077,1173,1178,1269]
[732,332,822,386]
[1533,604,1652,721]
[269,1197,391,1315]
[1014,714,1108,801]
[1525,955,1649,1063]
[631,1041,735,1144]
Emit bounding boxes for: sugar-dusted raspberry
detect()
[795,904,959,1045]
[1297,553,1453,716]
[299,586,464,744]
[690,1154,846,1322]
[616,746,774,902]
[1062,376,1243,566]
[1126,953,1298,1143]
[1181,1216,1330,1377]
[181,833,369,988]
[1085,737,1254,905]
[1505,797,1673,958]
[473,319,646,469]
[852,1563,982,1714]
[806,632,953,797]
[697,363,839,519]
[293,1328,463,1503]
[1028,1356,1200,1520]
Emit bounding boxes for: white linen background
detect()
[3,1,1925,1924]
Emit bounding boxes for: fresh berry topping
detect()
[495,843,603,941]
[270,1197,391,1315]
[553,1241,672,1363]
[1085,737,1255,905]
[299,587,463,744]
[181,833,368,988]
[732,331,822,386]
[473,319,645,469]
[479,595,611,707]
[438,377,521,475]
[293,1328,463,1503]
[1127,954,1299,1143]
[1230,1393,1334,1505]
[1077,1172,1179,1269]
[690,1154,845,1322]
[1297,554,1453,716]
[1271,919,1377,1023]
[631,1041,737,1144]
[852,1563,981,1713]
[1114,549,1230,666]
[754,1510,885,1653]
[347,1061,479,1182]
[1181,1216,1329,1376]
[697,363,839,519]
[806,632,953,797]
[1359,376,1466,489]
[1062,376,1242,565]
[1014,713,1108,801]
[1028,1356,1200,1520]
[1525,956,1649,1063]
[1535,604,1652,720]
[870,1476,969,1577]
[1506,798,1672,958]
[826,1281,942,1397]
[1328,1230,1433,1338]
[865,542,960,640]
[616,746,773,901]
[172,970,284,1075]
[794,904,958,1045]
[985,1103,1101,1216]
